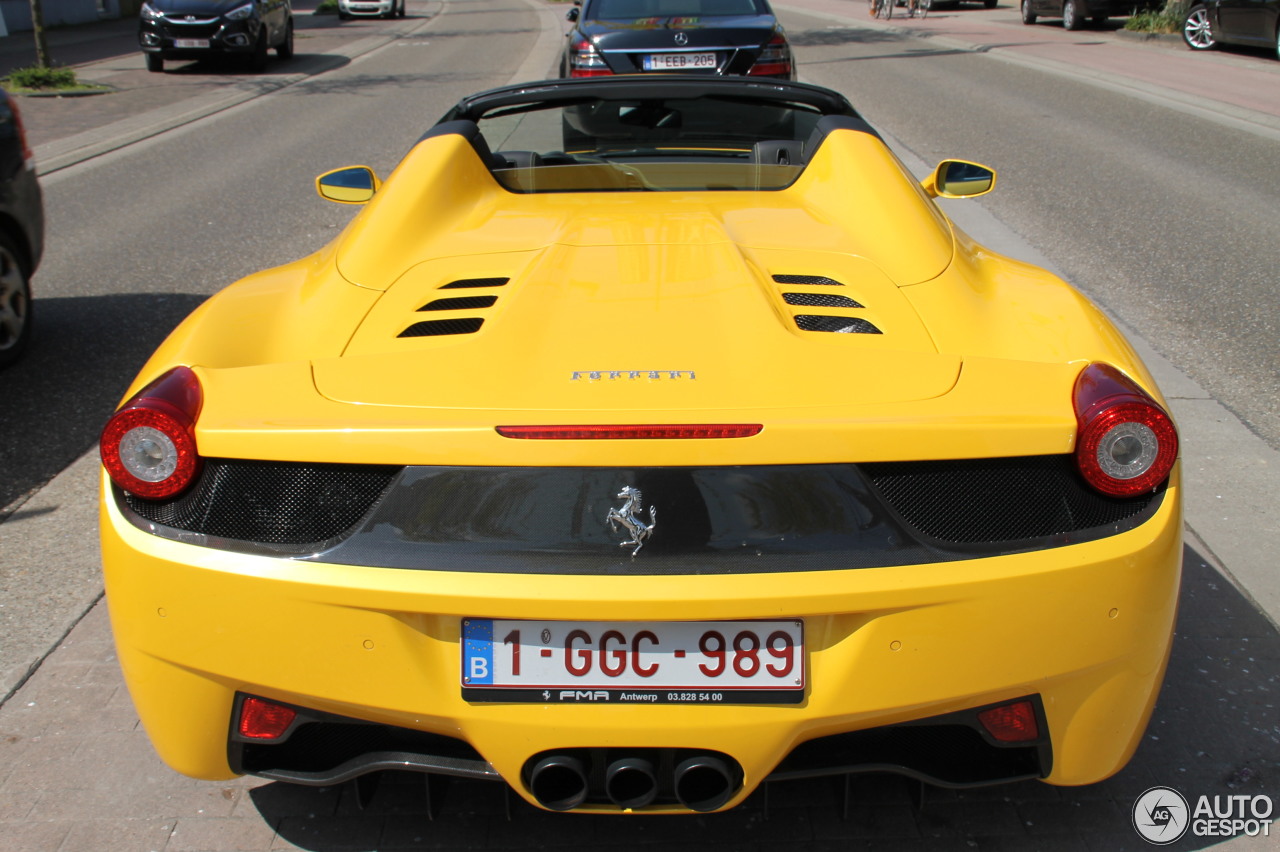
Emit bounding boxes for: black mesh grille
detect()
[796,315,882,334]
[418,296,497,311]
[122,460,399,545]
[161,22,219,38]
[399,318,484,337]
[862,456,1159,544]
[784,293,864,308]
[123,458,1163,567]
[773,274,843,286]
[441,277,509,289]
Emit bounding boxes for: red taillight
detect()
[977,700,1040,743]
[496,424,763,440]
[747,33,792,77]
[238,697,297,740]
[568,38,612,77]
[1073,363,1177,498]
[100,366,203,499]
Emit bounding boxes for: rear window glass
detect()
[476,95,822,193]
[587,0,768,19]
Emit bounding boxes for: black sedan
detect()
[1019,0,1137,29]
[1184,0,1280,57]
[560,0,794,79]
[139,0,294,73]
[0,92,44,370]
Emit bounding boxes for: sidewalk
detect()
[1,6,431,174]
[776,0,1280,134]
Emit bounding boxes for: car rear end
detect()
[565,0,794,79]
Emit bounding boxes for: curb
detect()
[1113,28,1186,49]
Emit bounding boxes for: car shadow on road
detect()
[252,542,1279,851]
[0,292,206,514]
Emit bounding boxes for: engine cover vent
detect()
[418,296,498,312]
[399,318,484,338]
[441,277,510,289]
[795,315,882,334]
[772,274,843,287]
[783,293,864,309]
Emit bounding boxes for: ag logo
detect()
[1133,786,1190,844]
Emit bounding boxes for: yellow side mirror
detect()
[316,166,381,204]
[922,160,996,199]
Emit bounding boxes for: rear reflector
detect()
[977,700,1039,743]
[238,697,297,740]
[496,424,763,440]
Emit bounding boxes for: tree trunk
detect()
[28,0,52,68]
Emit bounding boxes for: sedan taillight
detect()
[100,366,203,499]
[747,33,792,78]
[1072,363,1177,497]
[568,39,612,77]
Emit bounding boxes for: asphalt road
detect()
[1,1,1279,849]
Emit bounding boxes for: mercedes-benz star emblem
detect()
[674,32,689,45]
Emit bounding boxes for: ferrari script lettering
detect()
[571,370,695,381]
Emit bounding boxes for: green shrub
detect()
[1124,0,1188,33]
[315,0,339,12]
[6,65,79,90]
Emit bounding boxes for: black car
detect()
[560,0,795,79]
[139,0,294,73]
[1019,0,1136,29]
[1184,0,1280,56]
[0,92,44,370]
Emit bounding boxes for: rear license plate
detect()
[173,38,210,48]
[642,52,716,71]
[461,619,804,704]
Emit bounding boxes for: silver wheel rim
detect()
[0,247,27,353]
[1185,10,1214,48]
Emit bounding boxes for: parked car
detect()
[560,0,794,78]
[139,0,295,73]
[338,0,405,19]
[1183,0,1280,56]
[100,76,1182,815]
[0,92,44,369]
[1020,0,1135,29]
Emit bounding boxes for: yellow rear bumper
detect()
[100,469,1181,812]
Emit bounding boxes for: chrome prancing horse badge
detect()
[606,486,656,557]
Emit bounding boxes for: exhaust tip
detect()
[674,755,736,813]
[528,754,589,811]
[605,756,658,809]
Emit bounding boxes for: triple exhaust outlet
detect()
[526,751,739,812]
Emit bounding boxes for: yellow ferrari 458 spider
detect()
[100,77,1181,815]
